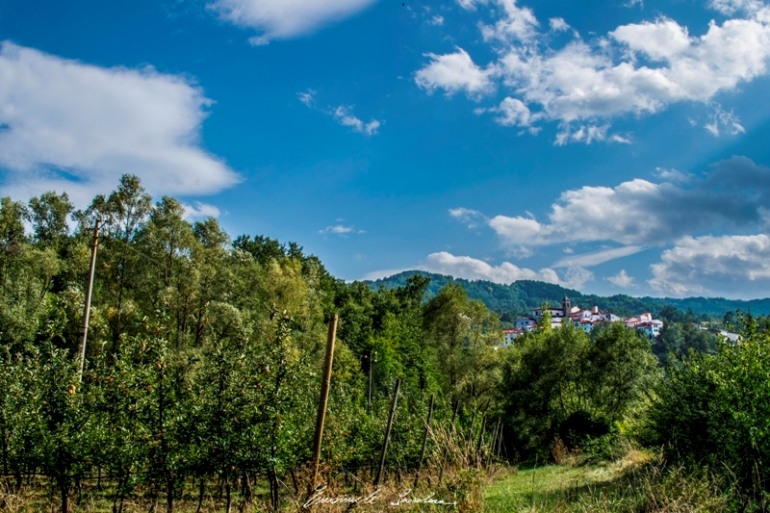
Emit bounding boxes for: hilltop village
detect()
[503,295,664,345]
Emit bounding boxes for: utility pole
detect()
[78,218,101,382]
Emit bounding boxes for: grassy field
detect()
[483,451,730,513]
[0,452,738,513]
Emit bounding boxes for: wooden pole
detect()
[476,416,487,467]
[367,350,374,410]
[78,218,101,383]
[413,394,435,488]
[375,378,400,487]
[309,314,338,491]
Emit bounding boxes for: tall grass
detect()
[485,451,732,513]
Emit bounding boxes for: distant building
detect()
[502,329,523,347]
[502,296,663,344]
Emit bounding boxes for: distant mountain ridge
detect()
[365,271,770,318]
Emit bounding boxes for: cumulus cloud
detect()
[447,156,770,296]
[608,269,635,288]
[0,42,239,206]
[416,0,770,143]
[489,97,535,127]
[209,0,377,45]
[649,234,770,298]
[549,18,570,32]
[415,48,495,98]
[475,157,770,248]
[419,251,560,284]
[479,0,539,43]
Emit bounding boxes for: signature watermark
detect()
[303,486,457,509]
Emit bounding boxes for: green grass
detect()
[482,450,730,513]
[484,460,632,512]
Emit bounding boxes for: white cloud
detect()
[448,157,770,297]
[463,156,770,250]
[490,97,534,127]
[654,167,692,183]
[420,251,560,284]
[416,1,770,143]
[333,106,381,135]
[299,91,381,135]
[709,0,765,16]
[319,223,365,237]
[649,234,770,298]
[549,18,570,32]
[704,104,745,136]
[0,42,239,205]
[183,202,222,220]
[479,0,539,43]
[608,269,635,288]
[415,48,495,98]
[560,266,594,290]
[456,0,484,10]
[208,0,377,45]
[298,89,315,107]
[430,15,445,26]
[449,207,488,228]
[610,18,692,61]
[555,124,630,145]
[554,245,644,268]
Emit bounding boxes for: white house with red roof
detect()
[503,295,663,344]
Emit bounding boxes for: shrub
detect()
[644,331,770,510]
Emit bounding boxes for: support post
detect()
[413,394,435,489]
[309,314,338,492]
[375,378,400,487]
[78,218,101,383]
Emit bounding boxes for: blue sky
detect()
[2,0,770,299]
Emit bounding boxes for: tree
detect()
[102,174,152,347]
[645,330,770,508]
[28,192,73,251]
[502,322,657,459]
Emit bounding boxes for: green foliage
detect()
[652,321,719,364]
[645,330,770,508]
[502,323,657,460]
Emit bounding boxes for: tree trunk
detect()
[268,468,280,512]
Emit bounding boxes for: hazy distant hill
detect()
[365,271,770,318]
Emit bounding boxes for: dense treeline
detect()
[4,175,770,512]
[369,271,770,319]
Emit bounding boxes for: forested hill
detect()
[365,271,770,319]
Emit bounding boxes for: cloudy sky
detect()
[2,0,770,299]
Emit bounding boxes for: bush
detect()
[644,331,770,510]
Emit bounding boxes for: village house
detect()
[504,295,663,344]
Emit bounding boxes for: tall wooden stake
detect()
[413,394,435,488]
[78,219,101,383]
[309,314,338,492]
[375,378,400,487]
[476,416,487,467]
[367,350,374,410]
